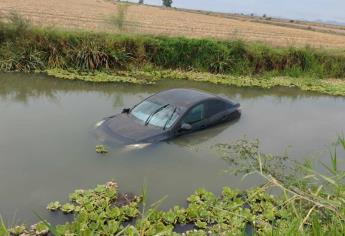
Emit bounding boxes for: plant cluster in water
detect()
[7,221,49,236]
[96,145,108,154]
[40,182,298,235]
[45,68,345,97]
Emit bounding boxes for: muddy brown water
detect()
[1,73,345,225]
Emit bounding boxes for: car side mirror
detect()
[180,123,192,131]
[122,108,130,114]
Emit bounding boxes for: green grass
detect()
[1,16,345,78]
[0,216,9,236]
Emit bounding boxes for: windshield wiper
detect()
[145,104,170,126]
[163,107,177,130]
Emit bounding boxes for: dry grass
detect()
[1,0,345,48]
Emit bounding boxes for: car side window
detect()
[182,103,205,124]
[206,100,227,118]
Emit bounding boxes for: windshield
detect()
[131,100,179,128]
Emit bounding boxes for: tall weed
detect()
[109,3,128,31]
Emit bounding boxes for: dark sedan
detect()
[94,88,241,145]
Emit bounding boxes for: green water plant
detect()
[96,144,108,154]
[61,203,75,214]
[30,221,49,235]
[45,68,345,96]
[156,69,345,96]
[7,225,25,235]
[45,68,158,84]
[5,220,51,236]
[39,181,300,235]
[46,201,61,211]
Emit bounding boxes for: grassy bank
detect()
[1,17,345,96]
[2,137,345,235]
[1,22,345,77]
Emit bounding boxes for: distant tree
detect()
[250,13,254,17]
[162,0,172,7]
[263,14,267,18]
[138,0,144,4]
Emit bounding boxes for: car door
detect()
[177,102,207,135]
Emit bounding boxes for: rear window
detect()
[206,100,227,117]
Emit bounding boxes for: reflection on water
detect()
[0,72,345,224]
[0,73,328,104]
[171,120,238,148]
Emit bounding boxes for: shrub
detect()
[162,0,172,7]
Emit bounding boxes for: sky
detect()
[134,0,345,24]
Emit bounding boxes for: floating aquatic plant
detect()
[7,222,51,236]
[46,68,345,96]
[96,144,108,154]
[46,69,158,85]
[61,203,75,214]
[8,225,26,235]
[46,201,61,211]
[30,221,49,235]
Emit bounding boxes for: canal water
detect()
[0,73,344,224]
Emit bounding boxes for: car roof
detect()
[148,88,220,108]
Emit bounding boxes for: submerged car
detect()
[95,88,241,145]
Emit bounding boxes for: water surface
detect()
[0,73,344,224]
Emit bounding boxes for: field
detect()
[1,0,345,48]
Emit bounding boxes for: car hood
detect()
[96,114,167,144]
